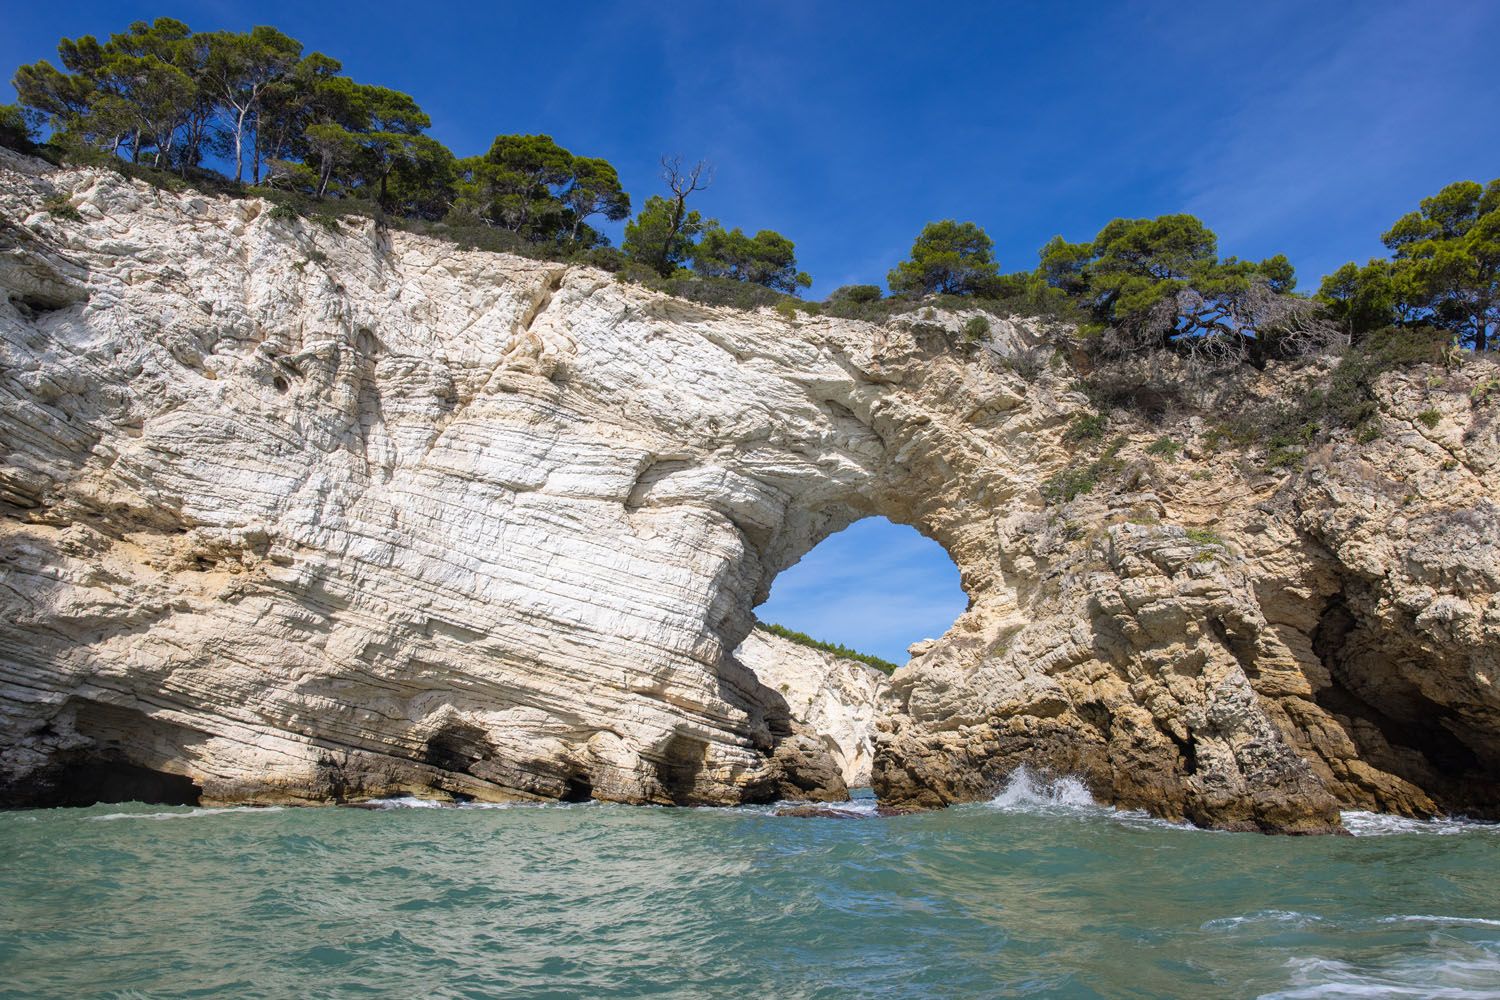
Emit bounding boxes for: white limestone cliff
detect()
[735,626,895,787]
[2,149,1497,830]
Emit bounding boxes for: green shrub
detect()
[757,622,901,674]
[1002,347,1048,381]
[1042,437,1126,504]
[267,203,300,223]
[572,246,627,272]
[0,103,35,151]
[962,315,992,344]
[1416,408,1441,429]
[41,195,80,221]
[639,272,796,312]
[1184,526,1225,547]
[1263,446,1304,471]
[1145,436,1181,460]
[1041,464,1100,503]
[1062,412,1108,444]
[827,284,882,305]
[1323,326,1451,428]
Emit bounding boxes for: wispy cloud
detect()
[1170,1,1497,284]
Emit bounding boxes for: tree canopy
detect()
[1320,179,1500,350]
[450,135,629,244]
[692,224,811,293]
[623,194,704,275]
[0,104,35,150]
[11,19,1499,350]
[6,19,651,246]
[888,220,1000,296]
[1033,214,1303,361]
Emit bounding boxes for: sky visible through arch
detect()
[5,2,1496,657]
[755,519,966,665]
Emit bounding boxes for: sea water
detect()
[1,772,1497,999]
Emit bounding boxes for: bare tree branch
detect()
[660,154,713,198]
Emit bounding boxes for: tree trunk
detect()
[252,124,262,186]
[232,105,248,184]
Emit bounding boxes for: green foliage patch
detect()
[1184,526,1225,547]
[888,220,1001,298]
[40,194,80,221]
[1062,412,1108,445]
[757,622,901,675]
[1318,178,1499,351]
[962,315,992,343]
[1145,436,1181,460]
[1041,437,1126,504]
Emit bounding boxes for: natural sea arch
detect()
[4,190,1490,829]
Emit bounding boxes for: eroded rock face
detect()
[735,626,896,787]
[1,150,1497,829]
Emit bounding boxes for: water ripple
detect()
[1,796,1496,998]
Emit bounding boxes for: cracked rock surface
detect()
[2,150,1497,831]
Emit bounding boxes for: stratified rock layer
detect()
[2,151,1497,830]
[735,626,896,786]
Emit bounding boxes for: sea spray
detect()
[986,765,1098,812]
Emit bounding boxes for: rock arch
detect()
[2,154,1497,829]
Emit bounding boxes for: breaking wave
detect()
[1258,942,1500,999]
[1341,811,1500,838]
[986,766,1098,811]
[87,806,284,822]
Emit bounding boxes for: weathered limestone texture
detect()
[2,150,1497,830]
[735,626,896,786]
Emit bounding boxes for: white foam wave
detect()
[1377,915,1500,929]
[987,766,1098,812]
[1259,945,1500,999]
[88,806,283,822]
[362,795,449,809]
[360,795,605,810]
[1203,910,1326,932]
[977,766,1196,831]
[1341,811,1500,837]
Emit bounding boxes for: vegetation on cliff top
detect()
[756,623,901,676]
[3,17,1496,364]
[1,19,808,294]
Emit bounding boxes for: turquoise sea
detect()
[1,773,1497,999]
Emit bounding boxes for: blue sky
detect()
[5,2,1495,660]
[756,520,966,664]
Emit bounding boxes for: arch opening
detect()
[733,517,968,793]
[754,517,967,668]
